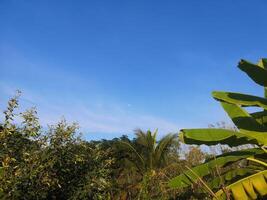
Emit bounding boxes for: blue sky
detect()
[1,0,267,140]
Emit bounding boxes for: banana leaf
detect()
[250,111,267,126]
[214,170,267,200]
[238,59,267,87]
[208,168,255,190]
[179,128,257,147]
[168,148,264,189]
[220,102,267,145]
[212,91,267,109]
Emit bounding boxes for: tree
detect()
[185,146,205,167]
[0,93,114,200]
[119,129,178,199]
[169,58,267,199]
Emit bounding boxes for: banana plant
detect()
[169,58,267,200]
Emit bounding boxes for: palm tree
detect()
[119,129,178,199]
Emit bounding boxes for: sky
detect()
[1,0,267,140]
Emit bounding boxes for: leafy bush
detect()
[0,93,114,199]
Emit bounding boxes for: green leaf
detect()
[212,91,267,110]
[257,59,267,98]
[214,170,267,200]
[208,168,255,190]
[238,59,267,86]
[250,111,267,126]
[168,148,264,189]
[220,102,267,145]
[154,133,177,167]
[257,58,267,69]
[179,128,256,147]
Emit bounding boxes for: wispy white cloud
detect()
[0,82,182,139]
[36,95,181,136]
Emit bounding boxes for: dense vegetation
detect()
[1,58,267,199]
[0,92,207,199]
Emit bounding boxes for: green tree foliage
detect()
[117,129,180,199]
[169,58,267,200]
[0,93,114,199]
[0,93,206,199]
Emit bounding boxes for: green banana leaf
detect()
[257,59,267,98]
[214,170,267,200]
[257,58,267,69]
[238,59,267,87]
[220,102,267,145]
[168,148,264,189]
[208,168,255,190]
[250,111,267,126]
[179,128,256,147]
[212,91,267,109]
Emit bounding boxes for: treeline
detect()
[0,93,212,200]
